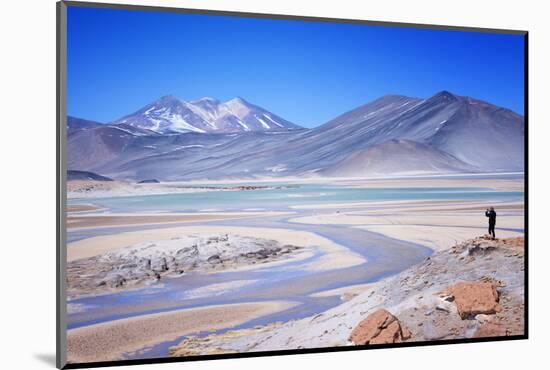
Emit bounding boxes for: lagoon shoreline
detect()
[65,175,524,362]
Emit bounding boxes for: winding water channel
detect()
[66,183,523,359]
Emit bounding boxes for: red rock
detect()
[349,309,412,345]
[444,282,501,319]
[502,237,524,248]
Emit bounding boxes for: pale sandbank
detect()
[289,199,523,252]
[67,211,290,230]
[67,204,104,213]
[67,301,298,363]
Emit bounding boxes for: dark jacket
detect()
[485,210,497,225]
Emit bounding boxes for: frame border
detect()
[57,1,68,369]
[62,0,528,35]
[56,1,528,369]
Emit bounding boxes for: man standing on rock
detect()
[485,207,497,239]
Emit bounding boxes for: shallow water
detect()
[67,210,433,329]
[66,179,524,359]
[70,184,522,213]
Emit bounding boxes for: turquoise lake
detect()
[70,184,524,213]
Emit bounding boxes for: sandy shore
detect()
[67,204,104,213]
[67,211,289,230]
[162,173,523,189]
[356,224,522,252]
[290,199,521,210]
[67,300,298,363]
[68,179,302,199]
[67,180,223,199]
[290,200,523,252]
[337,176,524,191]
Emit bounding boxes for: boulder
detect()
[349,309,412,345]
[443,282,501,319]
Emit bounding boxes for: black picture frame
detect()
[56,1,529,368]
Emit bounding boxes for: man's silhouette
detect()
[485,207,497,239]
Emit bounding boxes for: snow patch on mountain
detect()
[112,95,301,134]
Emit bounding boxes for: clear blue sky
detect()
[67,6,525,128]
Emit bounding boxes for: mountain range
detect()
[111,95,301,134]
[67,91,525,181]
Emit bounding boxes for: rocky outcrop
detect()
[443,281,501,319]
[167,236,524,355]
[67,234,301,298]
[138,179,160,184]
[349,309,412,345]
